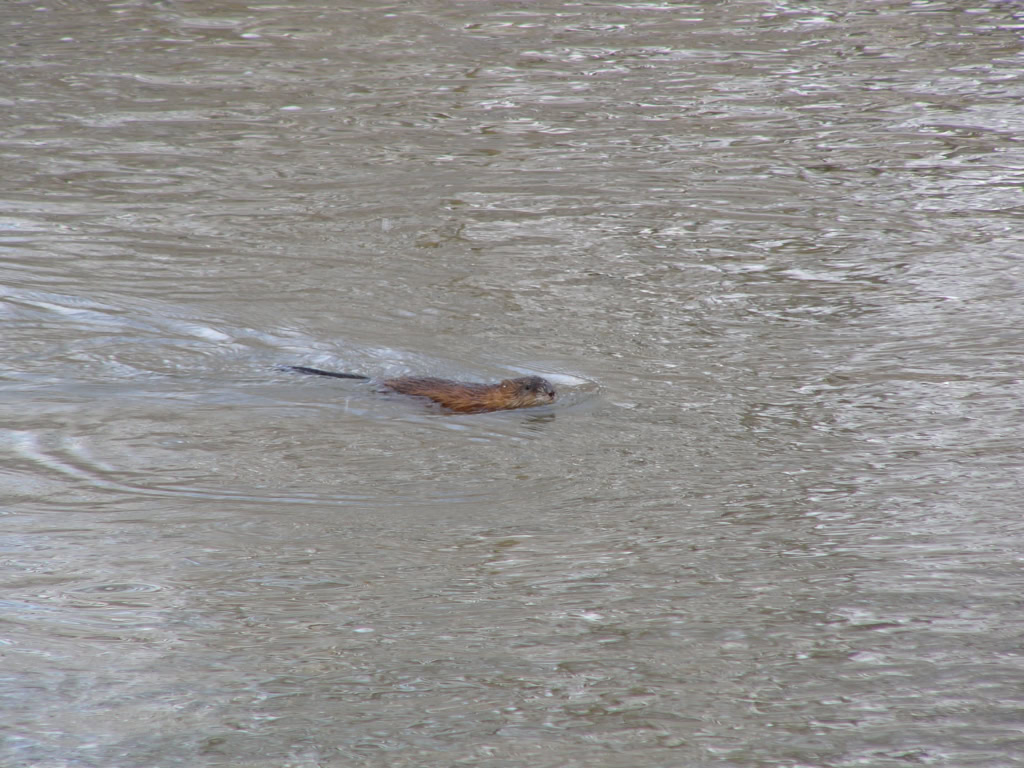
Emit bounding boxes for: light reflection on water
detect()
[3,0,1024,766]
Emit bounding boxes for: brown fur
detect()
[283,366,556,414]
[383,375,556,413]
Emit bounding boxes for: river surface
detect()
[3,1,1024,766]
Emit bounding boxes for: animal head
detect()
[501,376,557,407]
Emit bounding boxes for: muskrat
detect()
[284,365,556,414]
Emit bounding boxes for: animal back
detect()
[383,377,505,413]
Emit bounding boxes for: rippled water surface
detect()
[4,1,1024,766]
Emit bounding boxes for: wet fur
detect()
[283,366,556,413]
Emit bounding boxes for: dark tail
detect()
[281,365,369,381]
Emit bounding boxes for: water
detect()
[3,1,1024,766]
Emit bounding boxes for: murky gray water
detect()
[4,1,1024,766]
